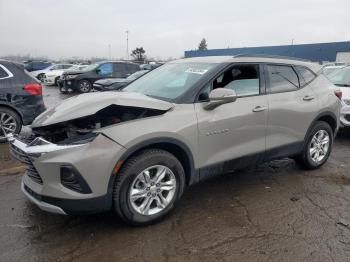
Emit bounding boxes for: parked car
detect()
[322,65,346,76]
[30,64,74,82]
[8,55,340,225]
[42,64,77,86]
[24,61,52,73]
[0,60,45,142]
[60,61,140,93]
[327,65,350,128]
[57,65,88,88]
[93,70,149,91]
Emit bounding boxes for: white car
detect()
[327,66,350,127]
[30,64,73,81]
[43,65,87,86]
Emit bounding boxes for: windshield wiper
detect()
[335,83,350,87]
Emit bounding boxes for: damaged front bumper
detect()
[8,133,126,215]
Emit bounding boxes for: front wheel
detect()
[78,80,91,93]
[295,121,333,169]
[113,149,185,225]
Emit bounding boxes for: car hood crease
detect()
[32,91,174,127]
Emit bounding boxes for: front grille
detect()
[9,141,43,184]
[345,114,350,122]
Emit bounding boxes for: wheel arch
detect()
[117,138,198,186]
[0,103,23,124]
[304,111,338,143]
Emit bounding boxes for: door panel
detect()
[265,64,319,151]
[195,94,268,171]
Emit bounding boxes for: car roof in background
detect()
[171,55,322,73]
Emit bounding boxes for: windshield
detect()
[82,63,98,71]
[328,66,350,87]
[123,62,217,101]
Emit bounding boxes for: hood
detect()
[63,70,85,75]
[46,69,65,76]
[94,78,129,86]
[32,91,174,127]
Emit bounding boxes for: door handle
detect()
[303,95,315,101]
[252,106,267,112]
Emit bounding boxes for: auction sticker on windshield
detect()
[185,68,209,75]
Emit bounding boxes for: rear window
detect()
[294,66,316,87]
[266,65,299,93]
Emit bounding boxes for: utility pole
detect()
[125,30,129,60]
[291,39,294,46]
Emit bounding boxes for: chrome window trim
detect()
[0,64,14,80]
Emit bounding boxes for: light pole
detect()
[125,30,129,60]
[108,44,111,60]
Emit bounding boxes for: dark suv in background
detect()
[24,61,52,72]
[0,60,46,142]
[60,61,140,93]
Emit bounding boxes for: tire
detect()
[295,121,333,170]
[78,80,92,93]
[37,73,44,82]
[54,77,60,87]
[59,87,68,94]
[113,149,185,225]
[0,107,22,143]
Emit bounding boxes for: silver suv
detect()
[9,55,341,225]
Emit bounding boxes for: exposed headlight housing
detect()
[66,75,77,80]
[60,132,99,145]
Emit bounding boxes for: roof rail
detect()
[233,54,311,62]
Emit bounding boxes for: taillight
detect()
[23,83,42,96]
[334,90,342,100]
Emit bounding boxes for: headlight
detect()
[66,75,77,80]
[61,132,99,145]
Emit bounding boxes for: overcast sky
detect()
[0,0,349,60]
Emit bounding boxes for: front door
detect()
[196,64,268,180]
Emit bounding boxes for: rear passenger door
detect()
[113,63,127,78]
[264,64,319,156]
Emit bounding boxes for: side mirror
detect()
[204,88,237,110]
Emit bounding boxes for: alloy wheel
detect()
[309,129,330,163]
[0,112,17,139]
[79,81,91,92]
[129,165,177,216]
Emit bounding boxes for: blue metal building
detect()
[184,41,350,62]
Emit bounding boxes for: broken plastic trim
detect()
[32,104,167,144]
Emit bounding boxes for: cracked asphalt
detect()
[1,86,350,261]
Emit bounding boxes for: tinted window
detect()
[125,64,140,73]
[267,65,299,93]
[295,66,316,87]
[114,63,127,73]
[98,63,113,76]
[0,66,9,78]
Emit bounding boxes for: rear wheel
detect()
[113,149,185,225]
[78,80,91,93]
[0,108,22,143]
[295,121,333,169]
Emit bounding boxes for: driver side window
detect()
[199,64,260,101]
